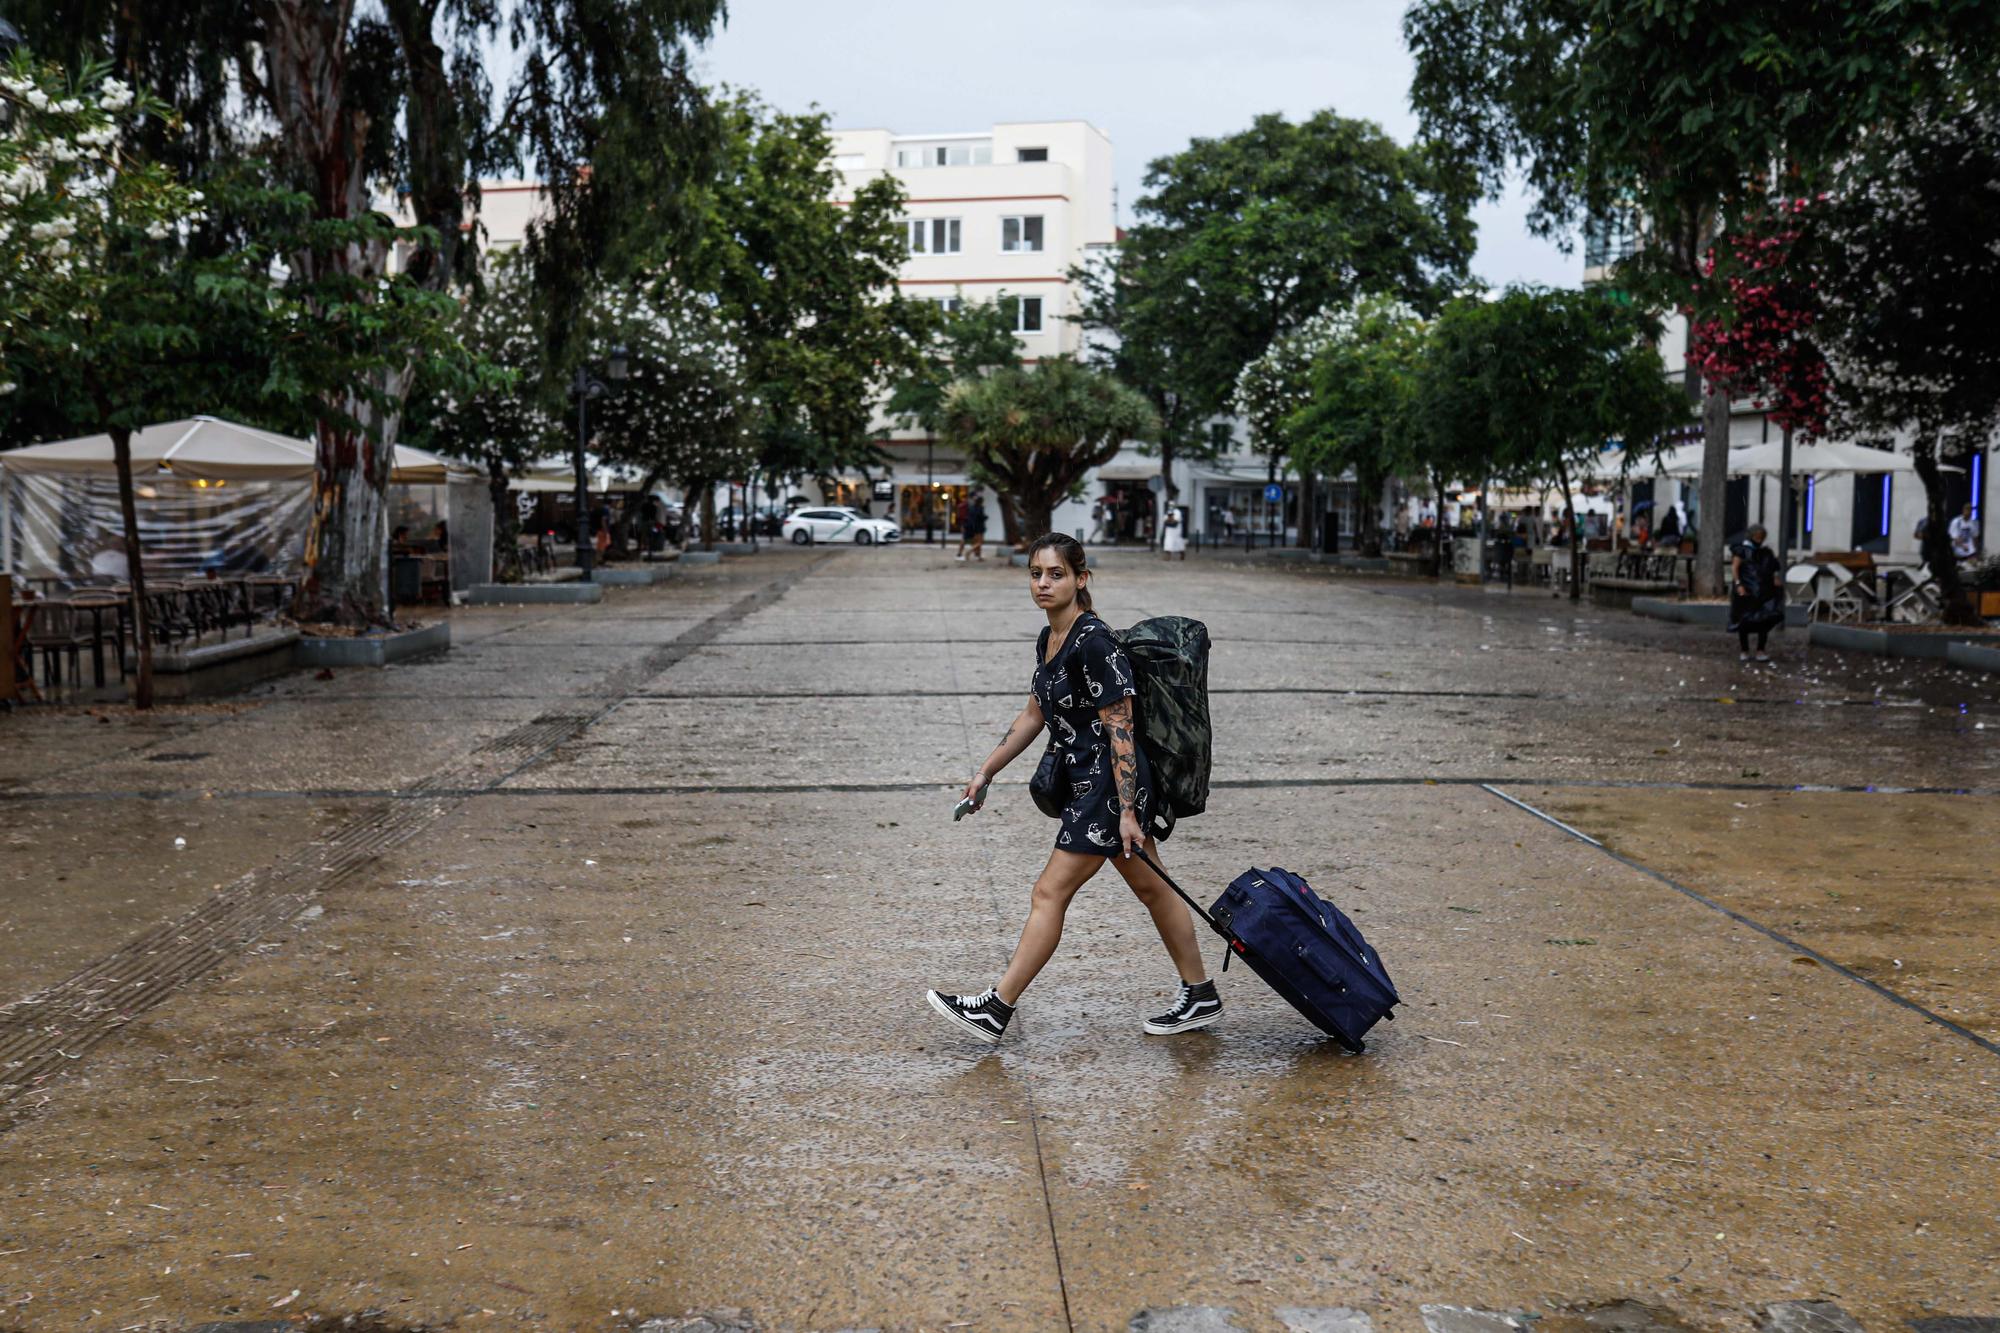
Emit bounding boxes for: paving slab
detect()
[2,548,1997,1332]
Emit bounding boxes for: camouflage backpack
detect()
[1113,616,1213,841]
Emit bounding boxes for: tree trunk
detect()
[1556,457,1582,602]
[487,456,519,581]
[1017,493,1056,542]
[1694,385,1732,597]
[1913,438,1978,624]
[994,487,1022,548]
[298,389,407,626]
[265,0,410,627]
[699,484,717,550]
[109,425,155,710]
[1430,471,1448,577]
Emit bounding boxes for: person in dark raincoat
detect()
[1730,524,1785,663]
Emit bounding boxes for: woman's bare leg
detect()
[995,849,1107,1004]
[1111,837,1207,985]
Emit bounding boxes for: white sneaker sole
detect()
[1143,1007,1222,1036]
[926,989,1003,1044]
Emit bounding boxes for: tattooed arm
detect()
[1099,695,1143,857]
[963,694,1045,808]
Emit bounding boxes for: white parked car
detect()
[782,507,901,546]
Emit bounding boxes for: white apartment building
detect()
[823,121,1123,537]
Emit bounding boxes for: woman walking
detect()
[927,534,1219,1043]
[1730,524,1785,663]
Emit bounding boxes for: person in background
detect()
[1730,524,1784,664]
[1103,497,1119,545]
[1161,504,1187,561]
[954,495,971,560]
[1632,511,1652,548]
[965,493,988,562]
[431,520,449,553]
[1949,503,1979,561]
[1656,503,1682,547]
[1088,499,1107,544]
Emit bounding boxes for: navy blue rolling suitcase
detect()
[1137,849,1398,1052]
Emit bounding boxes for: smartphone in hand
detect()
[953,784,987,820]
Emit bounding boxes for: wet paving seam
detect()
[8,775,2000,803]
[1481,783,2000,1061]
[938,587,1078,1333]
[0,556,838,1125]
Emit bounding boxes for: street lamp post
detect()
[569,345,629,577]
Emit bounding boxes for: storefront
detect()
[899,482,965,540]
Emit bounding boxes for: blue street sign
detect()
[1263,483,1284,503]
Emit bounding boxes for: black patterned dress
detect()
[1032,613,1151,854]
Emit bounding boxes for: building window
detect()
[1016,147,1049,162]
[896,143,992,168]
[905,217,961,254]
[830,153,865,171]
[930,296,963,314]
[1003,296,1043,333]
[1001,215,1045,253]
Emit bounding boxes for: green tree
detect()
[402,255,557,576]
[588,274,753,546]
[11,0,727,622]
[1076,109,1475,524]
[940,358,1160,541]
[1819,104,2000,625]
[1404,0,2000,593]
[0,55,473,697]
[1286,296,1428,556]
[884,294,1022,538]
[1416,287,1688,597]
[685,94,929,519]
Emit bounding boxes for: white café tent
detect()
[1589,437,1927,480]
[0,417,489,586]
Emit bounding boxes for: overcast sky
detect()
[690,0,1579,290]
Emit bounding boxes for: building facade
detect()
[823,121,1124,539]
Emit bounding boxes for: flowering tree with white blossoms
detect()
[0,54,214,707]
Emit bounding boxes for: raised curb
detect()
[679,550,723,566]
[591,564,673,585]
[464,581,604,605]
[151,626,300,675]
[1946,640,2000,674]
[294,620,450,668]
[1633,598,1809,629]
[1810,621,2000,660]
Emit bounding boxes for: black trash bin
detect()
[391,555,424,605]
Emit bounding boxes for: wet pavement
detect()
[2,547,1998,1333]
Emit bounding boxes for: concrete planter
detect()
[1946,641,2000,674]
[679,550,722,566]
[295,620,450,669]
[144,627,300,700]
[464,582,604,605]
[591,565,673,586]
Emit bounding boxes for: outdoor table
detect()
[66,592,127,689]
[250,575,298,619]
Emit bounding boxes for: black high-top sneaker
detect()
[1144,979,1222,1035]
[926,987,1014,1044]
